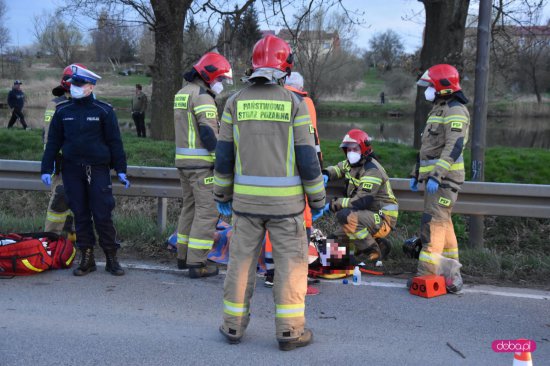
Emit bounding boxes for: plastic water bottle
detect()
[352,266,361,285]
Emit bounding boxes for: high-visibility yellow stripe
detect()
[234,184,303,197]
[187,112,195,149]
[221,112,232,124]
[177,234,189,244]
[188,237,214,250]
[304,180,324,195]
[44,109,55,123]
[419,162,464,174]
[347,227,369,240]
[214,175,233,187]
[224,300,248,316]
[275,303,305,318]
[360,176,383,185]
[234,125,242,175]
[175,154,214,162]
[286,125,294,177]
[46,210,70,223]
[194,105,217,113]
[381,210,399,218]
[342,198,350,208]
[419,251,438,265]
[22,259,45,272]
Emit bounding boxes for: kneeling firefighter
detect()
[319,129,398,263]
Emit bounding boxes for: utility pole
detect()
[468,0,491,248]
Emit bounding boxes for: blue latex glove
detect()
[41,174,51,186]
[323,174,329,187]
[217,201,232,216]
[118,173,131,189]
[409,177,418,192]
[311,207,324,222]
[426,178,439,194]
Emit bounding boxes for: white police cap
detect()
[69,64,102,85]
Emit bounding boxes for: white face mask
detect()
[211,81,223,95]
[424,86,436,102]
[347,151,361,164]
[70,84,88,99]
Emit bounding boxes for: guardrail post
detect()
[157,197,167,233]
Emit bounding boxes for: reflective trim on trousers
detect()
[224,300,248,317]
[275,303,305,318]
[419,250,439,265]
[176,147,211,156]
[234,184,304,197]
[177,233,189,245]
[46,210,70,223]
[443,248,459,259]
[188,237,214,250]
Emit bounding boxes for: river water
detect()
[3,108,549,148]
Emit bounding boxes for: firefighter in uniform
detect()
[43,65,78,236]
[41,64,130,277]
[174,52,232,278]
[410,64,470,293]
[264,71,323,291]
[320,129,398,263]
[215,35,325,350]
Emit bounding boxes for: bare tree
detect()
[33,11,83,67]
[414,0,471,149]
[0,0,10,77]
[91,9,137,66]
[368,30,405,72]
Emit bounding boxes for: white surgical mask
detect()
[424,86,436,102]
[70,84,87,99]
[347,151,361,164]
[211,81,223,95]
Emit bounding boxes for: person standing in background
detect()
[7,80,29,130]
[131,84,148,137]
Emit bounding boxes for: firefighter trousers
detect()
[45,173,74,235]
[221,213,308,341]
[417,186,460,276]
[176,168,217,266]
[333,208,395,258]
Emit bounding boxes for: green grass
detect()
[356,67,386,98]
[100,96,132,110]
[316,101,410,116]
[110,74,152,87]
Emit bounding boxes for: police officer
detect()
[215,35,325,350]
[131,84,148,137]
[174,52,232,278]
[41,64,130,277]
[7,80,28,130]
[43,65,78,235]
[320,129,398,264]
[409,64,470,293]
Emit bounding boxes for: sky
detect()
[2,0,550,53]
[2,0,426,52]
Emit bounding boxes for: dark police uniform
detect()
[41,94,127,252]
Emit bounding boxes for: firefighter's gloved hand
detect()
[426,178,439,194]
[323,174,329,187]
[409,177,418,192]
[41,174,51,186]
[217,201,232,216]
[118,173,131,189]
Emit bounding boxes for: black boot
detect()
[104,249,125,276]
[278,329,313,351]
[188,263,219,278]
[177,259,187,270]
[73,247,96,276]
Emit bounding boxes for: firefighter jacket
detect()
[411,97,470,190]
[174,78,218,170]
[213,80,326,218]
[41,94,127,175]
[324,156,398,220]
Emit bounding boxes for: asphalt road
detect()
[1,261,549,366]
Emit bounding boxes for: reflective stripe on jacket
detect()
[325,156,398,218]
[214,80,325,217]
[174,79,218,169]
[411,98,470,190]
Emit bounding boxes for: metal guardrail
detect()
[1,160,550,231]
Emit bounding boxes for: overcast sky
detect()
[3,1,550,53]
